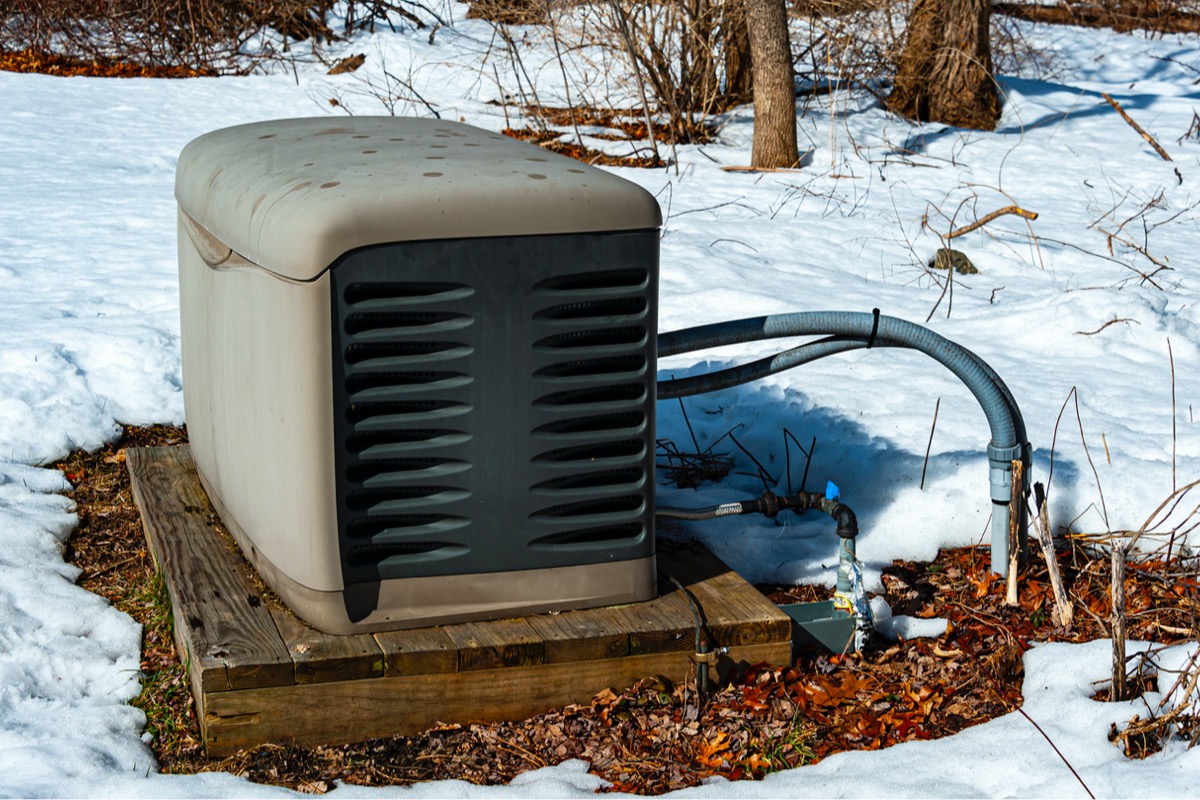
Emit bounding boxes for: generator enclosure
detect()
[176,117,661,634]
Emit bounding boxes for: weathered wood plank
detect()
[127,447,295,694]
[374,627,458,676]
[662,544,793,647]
[610,589,696,655]
[442,618,545,671]
[269,607,384,684]
[525,607,630,664]
[202,640,790,757]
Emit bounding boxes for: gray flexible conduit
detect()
[656,311,1030,574]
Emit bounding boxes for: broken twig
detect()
[1111,545,1128,702]
[719,164,805,173]
[1033,483,1073,628]
[1101,93,1173,161]
[946,205,1038,240]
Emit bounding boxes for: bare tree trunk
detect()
[722,0,753,104]
[745,0,798,168]
[887,0,1000,130]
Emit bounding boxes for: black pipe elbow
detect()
[829,502,858,540]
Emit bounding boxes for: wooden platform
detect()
[127,446,793,756]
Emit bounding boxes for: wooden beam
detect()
[269,607,384,684]
[443,618,545,671]
[202,640,789,756]
[374,627,458,676]
[525,607,630,663]
[127,447,295,694]
[662,545,793,647]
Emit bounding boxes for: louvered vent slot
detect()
[346,400,470,425]
[529,523,645,549]
[535,297,647,321]
[345,281,471,304]
[534,412,645,437]
[347,486,467,510]
[533,495,643,519]
[535,355,645,379]
[346,371,468,394]
[347,430,469,457]
[532,469,645,492]
[344,458,469,483]
[346,341,467,364]
[347,541,469,568]
[347,515,470,539]
[534,383,645,408]
[535,268,648,293]
[534,439,644,464]
[535,326,646,350]
[345,311,469,335]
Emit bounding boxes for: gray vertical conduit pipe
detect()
[656,311,1031,575]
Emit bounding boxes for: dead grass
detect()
[56,424,208,768]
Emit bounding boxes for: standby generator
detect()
[176,117,661,634]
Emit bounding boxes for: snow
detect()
[1,4,1198,795]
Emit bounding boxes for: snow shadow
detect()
[654,367,1078,586]
[995,76,1200,135]
[889,76,1200,152]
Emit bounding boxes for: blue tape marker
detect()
[826,481,840,501]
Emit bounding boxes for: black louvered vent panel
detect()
[334,277,476,584]
[331,232,656,593]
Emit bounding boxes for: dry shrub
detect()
[467,0,547,24]
[499,1,751,146]
[598,0,749,143]
[1,0,433,74]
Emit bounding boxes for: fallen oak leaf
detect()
[969,571,997,598]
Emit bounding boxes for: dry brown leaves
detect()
[59,432,1200,793]
[884,543,1200,647]
[0,47,214,77]
[498,105,673,169]
[501,126,662,169]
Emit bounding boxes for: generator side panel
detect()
[329,230,658,599]
[178,214,344,595]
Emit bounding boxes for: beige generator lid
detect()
[175,117,663,281]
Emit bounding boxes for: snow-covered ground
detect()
[1,5,1198,796]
